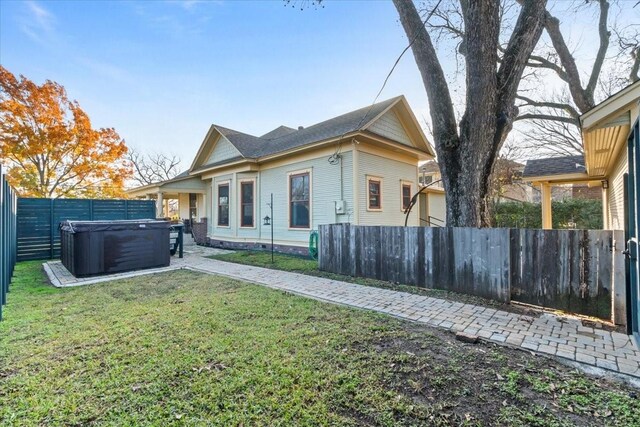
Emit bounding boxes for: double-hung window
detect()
[368,177,382,210]
[240,181,254,227]
[217,183,229,226]
[289,172,310,228]
[402,183,412,211]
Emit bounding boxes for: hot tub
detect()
[60,219,171,277]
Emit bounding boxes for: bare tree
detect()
[514,0,639,155]
[393,0,547,226]
[127,149,182,187]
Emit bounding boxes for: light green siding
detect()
[368,110,413,147]
[357,151,419,226]
[207,134,241,164]
[206,151,353,246]
[258,152,353,245]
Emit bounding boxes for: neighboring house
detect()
[524,156,602,203]
[419,158,533,208]
[128,96,436,253]
[522,81,639,231]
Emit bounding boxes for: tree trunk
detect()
[393,0,546,227]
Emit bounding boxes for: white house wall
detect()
[368,110,413,147]
[178,193,189,219]
[357,151,419,226]
[607,147,628,230]
[206,134,242,165]
[427,192,446,225]
[206,151,354,246]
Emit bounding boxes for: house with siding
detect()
[127,96,436,253]
[522,81,639,231]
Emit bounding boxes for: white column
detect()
[156,192,164,218]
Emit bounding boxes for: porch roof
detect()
[581,81,639,178]
[126,172,207,198]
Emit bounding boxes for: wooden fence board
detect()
[319,224,617,319]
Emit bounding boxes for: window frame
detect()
[288,169,312,230]
[216,181,230,228]
[239,178,256,229]
[401,181,412,212]
[367,176,383,211]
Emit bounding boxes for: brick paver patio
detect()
[183,255,640,380]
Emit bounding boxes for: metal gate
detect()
[627,117,640,341]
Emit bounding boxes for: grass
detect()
[1,261,639,426]
[208,251,531,313]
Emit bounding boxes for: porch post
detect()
[156,192,164,218]
[601,186,609,229]
[541,183,552,229]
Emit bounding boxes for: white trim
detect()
[366,175,383,212]
[287,168,313,230]
[216,180,231,228]
[238,178,257,229]
[400,180,413,212]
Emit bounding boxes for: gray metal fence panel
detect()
[17,198,156,261]
[1,165,18,320]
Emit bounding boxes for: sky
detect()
[1,0,434,168]
[1,0,638,168]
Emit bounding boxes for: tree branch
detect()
[515,95,579,118]
[393,0,459,148]
[495,0,547,140]
[586,0,610,98]
[514,113,579,125]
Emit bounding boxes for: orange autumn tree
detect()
[0,66,131,198]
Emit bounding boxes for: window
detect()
[217,183,229,226]
[402,183,412,211]
[240,181,254,227]
[289,172,310,228]
[422,175,433,186]
[368,178,382,210]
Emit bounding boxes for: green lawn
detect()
[1,261,638,426]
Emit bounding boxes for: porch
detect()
[126,173,207,224]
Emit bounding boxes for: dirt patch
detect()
[351,320,639,426]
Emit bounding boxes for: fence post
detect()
[49,198,55,259]
[89,199,94,221]
[125,199,129,219]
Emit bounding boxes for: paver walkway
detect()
[183,255,640,380]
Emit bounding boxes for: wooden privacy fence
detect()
[318,224,625,321]
[1,166,18,320]
[17,198,156,261]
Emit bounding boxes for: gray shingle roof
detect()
[523,155,586,178]
[261,125,297,140]
[204,96,402,164]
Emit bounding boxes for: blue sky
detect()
[1,1,637,166]
[1,0,433,165]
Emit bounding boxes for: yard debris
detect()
[455,332,479,344]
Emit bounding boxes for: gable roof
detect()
[190,95,434,173]
[523,155,586,178]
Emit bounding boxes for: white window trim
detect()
[287,168,313,230]
[366,175,383,212]
[238,178,257,229]
[401,180,413,212]
[216,180,231,228]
